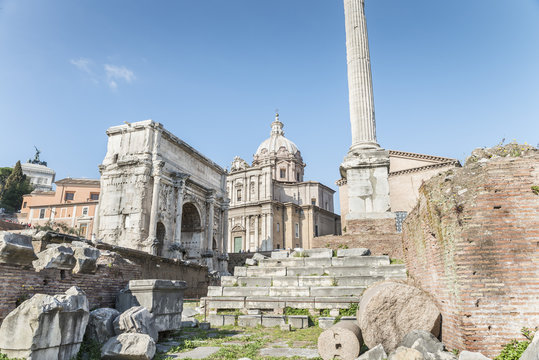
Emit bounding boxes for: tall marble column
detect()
[147,161,164,253]
[206,192,215,251]
[254,215,259,251]
[340,0,393,220]
[221,201,229,253]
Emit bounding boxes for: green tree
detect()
[0,167,12,196]
[0,161,33,212]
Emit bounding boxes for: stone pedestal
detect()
[341,148,393,221]
[116,279,187,332]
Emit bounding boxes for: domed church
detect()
[226,114,341,253]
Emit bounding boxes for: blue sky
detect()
[1,0,538,213]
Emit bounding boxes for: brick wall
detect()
[312,234,404,259]
[402,153,539,358]
[0,254,141,325]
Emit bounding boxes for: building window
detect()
[90,193,99,201]
[277,223,280,233]
[295,223,299,238]
[325,201,328,210]
[296,172,300,181]
[65,192,75,201]
[82,207,89,216]
[39,208,45,219]
[315,225,319,237]
[280,168,286,178]
[236,189,242,202]
[311,198,316,206]
[23,202,27,209]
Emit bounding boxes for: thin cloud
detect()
[70,58,93,74]
[104,64,135,89]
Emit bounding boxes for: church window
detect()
[39,208,45,219]
[280,168,286,178]
[295,223,299,238]
[236,189,242,202]
[311,198,316,206]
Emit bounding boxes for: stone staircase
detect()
[201,248,406,315]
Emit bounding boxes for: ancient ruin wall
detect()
[402,151,539,357]
[0,255,141,325]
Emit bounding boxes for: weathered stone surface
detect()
[280,323,292,331]
[238,315,262,327]
[252,253,267,261]
[32,244,76,271]
[245,258,257,266]
[209,314,224,327]
[288,315,309,329]
[400,330,444,359]
[262,315,286,328]
[174,346,220,359]
[101,333,156,360]
[116,279,187,332]
[271,250,289,259]
[305,248,333,258]
[71,244,100,274]
[458,351,491,360]
[260,346,320,358]
[114,306,158,342]
[358,281,441,353]
[319,317,336,329]
[389,347,425,360]
[0,286,89,360]
[519,334,539,360]
[318,321,363,360]
[199,322,211,330]
[85,307,120,344]
[357,344,387,360]
[337,248,371,257]
[0,231,37,266]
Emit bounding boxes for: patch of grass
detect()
[331,278,338,286]
[284,307,309,316]
[0,353,25,360]
[339,303,358,317]
[532,185,539,195]
[390,258,405,264]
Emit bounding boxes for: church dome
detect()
[255,114,300,158]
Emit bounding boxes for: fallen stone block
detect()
[261,315,286,328]
[199,322,211,330]
[85,307,120,344]
[207,286,223,296]
[389,347,425,360]
[0,231,37,266]
[271,250,289,259]
[220,276,237,286]
[318,321,363,360]
[459,351,492,360]
[245,258,257,266]
[280,323,292,331]
[116,279,187,332]
[173,346,220,359]
[400,330,446,360]
[0,286,89,360]
[71,244,100,274]
[318,317,336,329]
[252,252,267,261]
[101,333,156,360]
[114,306,158,342]
[209,314,224,327]
[238,315,262,327]
[32,244,76,271]
[357,344,387,360]
[181,319,199,328]
[288,315,309,329]
[223,314,236,326]
[358,281,441,353]
[234,266,247,276]
[336,248,371,257]
[305,248,333,258]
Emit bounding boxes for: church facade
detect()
[226,114,341,253]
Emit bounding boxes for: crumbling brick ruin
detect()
[402,144,539,357]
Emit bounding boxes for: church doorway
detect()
[234,237,242,253]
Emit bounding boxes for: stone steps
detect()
[200,295,360,310]
[203,248,407,317]
[235,264,405,277]
[207,285,367,297]
[221,275,391,288]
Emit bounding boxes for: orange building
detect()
[20,178,100,239]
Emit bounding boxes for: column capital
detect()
[173,172,190,188]
[152,161,165,177]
